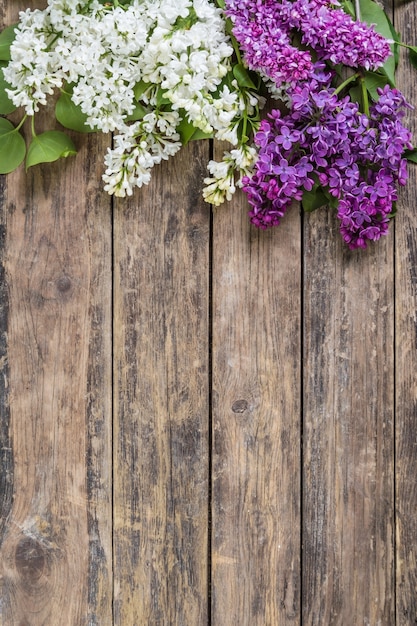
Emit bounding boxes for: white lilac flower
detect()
[102,112,182,197]
[3,0,251,195]
[136,0,239,136]
[203,144,258,205]
[3,9,64,113]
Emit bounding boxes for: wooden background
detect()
[1,1,416,624]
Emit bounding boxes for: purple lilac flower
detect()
[337,177,393,249]
[225,0,313,85]
[243,84,413,248]
[223,1,411,248]
[280,0,392,70]
[242,109,315,229]
[225,0,392,88]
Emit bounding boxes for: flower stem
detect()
[334,72,360,95]
[45,31,62,52]
[360,76,370,116]
[31,115,37,138]
[397,41,416,51]
[231,35,243,66]
[14,115,27,133]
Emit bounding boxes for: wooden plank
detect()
[112,140,210,624]
[0,4,113,619]
[302,1,398,621]
[302,208,395,623]
[395,0,417,622]
[0,150,113,624]
[211,180,302,623]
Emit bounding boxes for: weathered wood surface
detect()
[1,1,417,624]
[395,2,417,624]
[113,139,210,624]
[0,96,113,626]
[303,212,395,624]
[211,159,301,624]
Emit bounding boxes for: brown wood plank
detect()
[395,0,417,622]
[302,209,395,623]
[0,148,113,623]
[112,140,210,624]
[0,5,113,620]
[211,179,302,624]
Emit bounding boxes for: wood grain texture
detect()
[302,208,395,624]
[211,167,302,625]
[0,2,113,613]
[112,140,210,625]
[0,147,113,624]
[395,1,417,622]
[0,174,13,564]
[2,0,417,622]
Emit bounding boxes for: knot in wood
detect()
[15,537,46,583]
[56,275,72,293]
[231,399,249,414]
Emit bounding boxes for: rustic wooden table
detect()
[0,1,416,624]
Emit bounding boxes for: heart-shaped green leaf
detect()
[177,112,213,145]
[55,89,95,133]
[155,88,171,107]
[0,24,18,62]
[0,118,26,173]
[232,64,257,90]
[125,102,148,122]
[349,84,362,105]
[404,148,417,164]
[301,186,329,212]
[26,130,76,169]
[188,128,213,141]
[177,118,195,145]
[133,80,150,101]
[363,70,390,100]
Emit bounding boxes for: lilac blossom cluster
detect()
[281,0,392,70]
[225,0,392,86]
[221,0,414,249]
[243,83,412,249]
[224,0,313,85]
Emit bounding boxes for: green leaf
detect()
[340,0,355,18]
[55,89,95,133]
[359,0,393,38]
[359,0,396,85]
[0,24,18,62]
[177,115,213,145]
[155,88,171,107]
[363,70,390,100]
[177,117,197,145]
[232,64,257,90]
[0,61,16,114]
[409,46,417,71]
[301,186,329,213]
[388,24,401,68]
[133,80,150,101]
[189,128,213,141]
[26,131,76,169]
[0,118,26,173]
[349,84,362,105]
[125,102,148,122]
[404,148,417,164]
